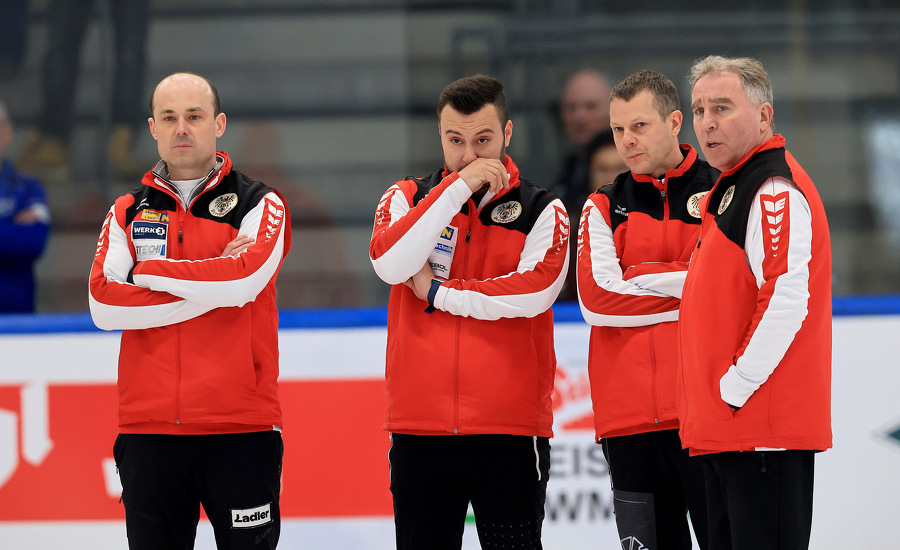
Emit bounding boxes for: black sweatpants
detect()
[602,429,708,549]
[113,431,283,550]
[703,450,815,550]
[389,433,550,550]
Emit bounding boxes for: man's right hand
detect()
[457,158,510,195]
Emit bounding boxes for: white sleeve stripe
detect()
[371,179,471,285]
[133,193,285,307]
[102,208,135,283]
[583,310,680,328]
[89,294,215,330]
[90,206,216,330]
[721,177,813,407]
[582,205,675,300]
[434,199,568,320]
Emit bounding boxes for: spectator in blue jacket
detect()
[0,98,50,313]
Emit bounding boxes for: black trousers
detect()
[113,431,283,550]
[389,433,550,550]
[703,450,815,550]
[602,429,709,550]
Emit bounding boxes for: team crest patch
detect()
[718,185,735,215]
[491,201,522,223]
[209,193,238,217]
[687,191,708,219]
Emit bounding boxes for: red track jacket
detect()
[679,135,832,454]
[370,156,569,437]
[577,145,718,440]
[89,151,291,434]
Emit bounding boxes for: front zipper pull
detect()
[465,230,471,242]
[178,230,183,243]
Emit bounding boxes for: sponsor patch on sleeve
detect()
[428,225,458,279]
[131,221,168,261]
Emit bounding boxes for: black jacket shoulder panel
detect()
[409,169,445,207]
[598,172,660,233]
[190,170,273,229]
[124,186,176,227]
[478,177,558,235]
[709,148,790,249]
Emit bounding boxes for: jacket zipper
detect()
[174,209,184,424]
[453,204,478,433]
[649,327,659,423]
[452,315,461,433]
[660,181,669,258]
[680,183,712,424]
[650,181,669,424]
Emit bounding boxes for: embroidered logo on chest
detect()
[718,185,735,215]
[687,191,709,219]
[209,193,238,217]
[491,201,522,223]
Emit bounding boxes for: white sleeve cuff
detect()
[720,366,760,408]
[627,271,687,299]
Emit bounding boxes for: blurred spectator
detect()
[587,129,628,193]
[237,121,360,308]
[0,98,50,313]
[552,69,613,218]
[556,129,627,302]
[16,0,149,181]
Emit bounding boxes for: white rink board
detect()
[0,315,898,549]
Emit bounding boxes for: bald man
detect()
[89,73,292,550]
[555,69,615,214]
[560,69,612,149]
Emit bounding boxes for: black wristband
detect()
[424,277,442,314]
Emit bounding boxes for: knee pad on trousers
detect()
[613,489,656,550]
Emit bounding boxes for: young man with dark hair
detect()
[578,69,718,549]
[370,74,570,550]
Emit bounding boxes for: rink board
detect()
[0,303,898,549]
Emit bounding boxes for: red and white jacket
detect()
[369,155,569,437]
[577,145,719,440]
[678,135,832,454]
[89,151,291,435]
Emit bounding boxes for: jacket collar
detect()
[143,151,233,207]
[719,134,785,178]
[629,144,698,190]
